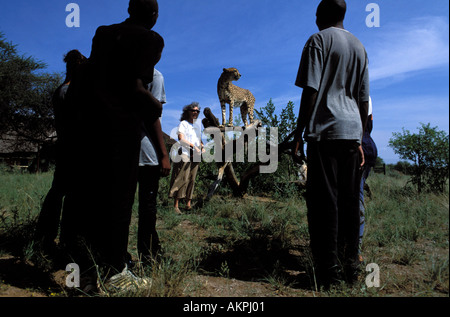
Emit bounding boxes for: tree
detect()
[254,99,297,143]
[198,99,300,199]
[389,123,449,193]
[392,161,413,175]
[252,99,299,196]
[0,32,63,154]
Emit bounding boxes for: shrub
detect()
[389,123,449,193]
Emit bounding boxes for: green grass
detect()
[0,166,448,297]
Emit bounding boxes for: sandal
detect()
[174,207,182,215]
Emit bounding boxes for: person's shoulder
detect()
[341,29,367,52]
[95,23,119,34]
[53,83,68,96]
[179,120,189,127]
[149,30,162,37]
[329,28,364,44]
[178,120,190,132]
[304,31,325,49]
[153,69,163,78]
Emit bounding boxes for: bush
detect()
[389,123,449,193]
[392,161,413,175]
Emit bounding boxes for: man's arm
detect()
[147,119,171,176]
[359,101,369,134]
[358,100,369,167]
[293,86,317,162]
[133,78,163,122]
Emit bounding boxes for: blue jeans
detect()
[359,164,372,253]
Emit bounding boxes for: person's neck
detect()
[333,21,344,29]
[125,17,152,29]
[319,21,344,31]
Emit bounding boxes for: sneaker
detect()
[102,265,151,293]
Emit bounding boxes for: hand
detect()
[160,155,171,177]
[358,145,365,167]
[292,139,306,164]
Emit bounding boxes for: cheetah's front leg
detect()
[241,105,248,127]
[221,102,227,127]
[228,101,234,127]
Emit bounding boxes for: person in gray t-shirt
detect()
[136,68,170,262]
[292,0,370,289]
[139,69,167,167]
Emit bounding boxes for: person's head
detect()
[128,0,159,29]
[151,30,165,65]
[63,49,87,82]
[316,0,346,30]
[180,102,201,123]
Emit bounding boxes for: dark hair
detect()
[180,102,201,121]
[317,0,347,24]
[63,49,87,81]
[128,0,158,20]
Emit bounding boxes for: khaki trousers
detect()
[169,154,200,200]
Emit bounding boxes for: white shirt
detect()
[178,120,201,157]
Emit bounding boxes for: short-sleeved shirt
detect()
[178,120,201,157]
[140,69,166,166]
[295,27,370,143]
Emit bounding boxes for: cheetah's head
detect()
[222,67,241,81]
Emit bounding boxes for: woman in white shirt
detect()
[169,102,204,214]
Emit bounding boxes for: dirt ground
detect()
[0,263,298,298]
[0,205,448,298]
[0,254,446,298]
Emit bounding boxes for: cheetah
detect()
[217,67,255,127]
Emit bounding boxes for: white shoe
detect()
[102,265,151,293]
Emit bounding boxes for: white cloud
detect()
[367,16,449,81]
[370,94,449,163]
[373,95,449,131]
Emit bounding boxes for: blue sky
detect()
[1,0,448,164]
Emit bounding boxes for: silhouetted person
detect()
[60,0,164,278]
[35,49,86,254]
[293,0,370,288]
